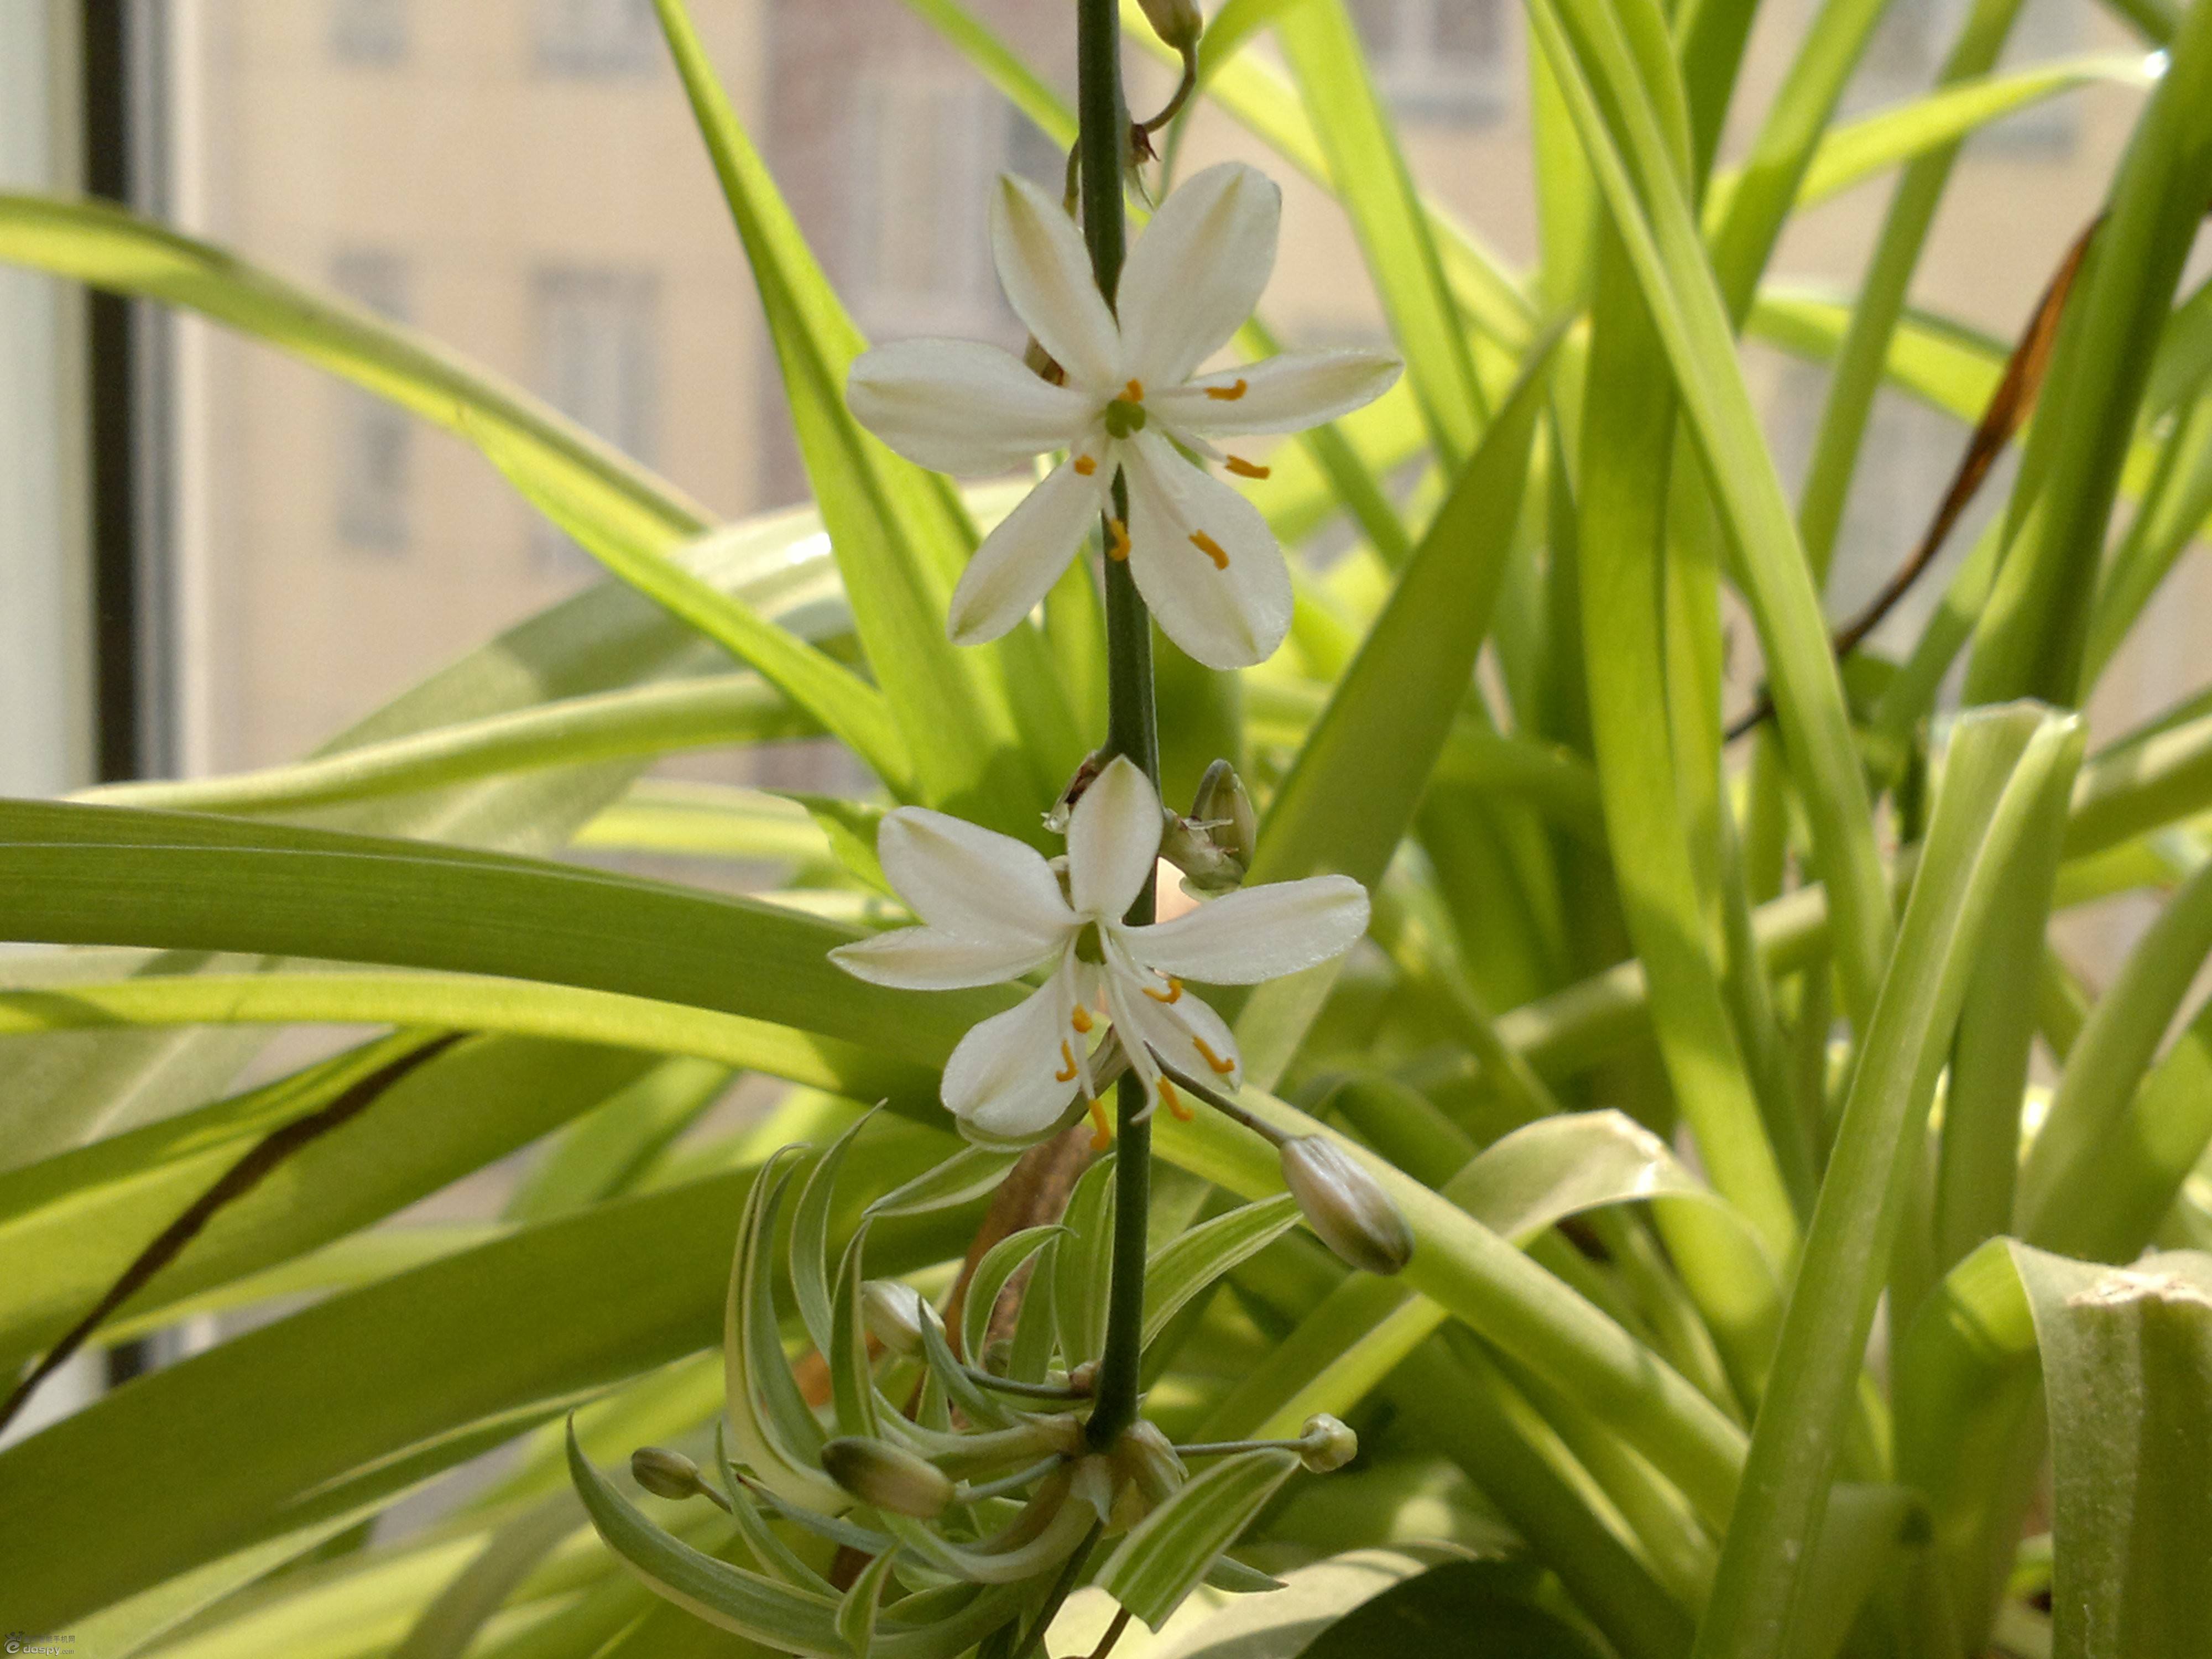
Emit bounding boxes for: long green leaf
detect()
[0,1162,978,1636]
[2012,1245,2212,1659]
[1094,1448,1300,1630]
[1692,706,2085,1659]
[1273,0,1486,462]
[0,1034,666,1371]
[1233,335,1557,1086]
[0,800,1003,1070]
[2016,859,2212,1246]
[651,0,1068,830]
[1963,0,2212,706]
[74,675,813,819]
[476,440,911,795]
[0,192,712,540]
[1527,0,1895,1027]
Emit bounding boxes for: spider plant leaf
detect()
[726,1150,842,1510]
[1094,1448,1300,1630]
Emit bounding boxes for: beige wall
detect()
[168,0,2195,791]
[171,0,765,772]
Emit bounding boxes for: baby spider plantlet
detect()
[568,1115,1362,1655]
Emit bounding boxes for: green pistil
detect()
[1074,921,1107,964]
[1103,398,1147,439]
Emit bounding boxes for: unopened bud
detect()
[1137,0,1203,50]
[821,1436,955,1519]
[861,1279,932,1357]
[1297,1413,1358,1474]
[1162,760,1258,895]
[1109,1421,1188,1529]
[631,1446,710,1502]
[1280,1137,1414,1276]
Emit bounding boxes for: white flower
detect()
[846,161,1401,671]
[829,757,1369,1140]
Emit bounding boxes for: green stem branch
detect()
[1077,0,1158,1454]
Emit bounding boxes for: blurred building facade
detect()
[161,0,2183,781]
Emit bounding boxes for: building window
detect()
[1349,0,1510,126]
[531,0,660,77]
[330,0,407,66]
[1979,0,2083,155]
[847,80,1063,343]
[332,251,412,552]
[530,268,660,568]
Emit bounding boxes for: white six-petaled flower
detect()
[846,161,1401,670]
[829,758,1369,1141]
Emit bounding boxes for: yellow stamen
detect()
[1193,1036,1237,1076]
[1124,378,1145,402]
[1204,378,1248,401]
[1087,1094,1113,1150]
[1071,1004,1094,1034]
[1055,1040,1079,1084]
[1225,455,1270,479]
[1144,977,1184,1004]
[1073,454,1097,476]
[1159,1078,1193,1121]
[1107,518,1130,562]
[1190,531,1229,571]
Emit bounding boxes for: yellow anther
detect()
[1159,1078,1193,1121]
[1107,518,1131,562]
[1087,1095,1113,1150]
[1124,378,1145,402]
[1225,455,1270,479]
[1056,1041,1079,1083]
[1204,378,1248,401]
[1071,1004,1094,1034]
[1073,454,1097,476]
[1143,977,1183,1004]
[1190,531,1229,570]
[1193,1036,1236,1076]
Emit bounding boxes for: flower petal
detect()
[829,925,1060,990]
[1104,948,1243,1089]
[1129,874,1370,983]
[847,338,1094,476]
[1068,755,1164,920]
[1151,350,1402,438]
[1118,162,1280,389]
[1121,430,1292,670]
[990,173,1123,392]
[942,964,1084,1138]
[948,455,1110,645]
[877,807,1074,945]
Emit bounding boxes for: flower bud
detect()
[1162,760,1258,895]
[1109,1421,1188,1530]
[631,1446,710,1502]
[820,1436,956,1519]
[861,1279,932,1357]
[1137,0,1203,50]
[1280,1136,1414,1276]
[1297,1413,1359,1474]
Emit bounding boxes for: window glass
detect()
[330,0,408,66]
[529,267,660,568]
[532,0,662,77]
[331,250,413,552]
[1349,0,1510,126]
